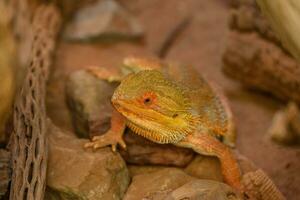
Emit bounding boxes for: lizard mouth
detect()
[112,99,197,144]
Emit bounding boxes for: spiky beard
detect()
[125,114,199,144]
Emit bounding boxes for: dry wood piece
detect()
[9,5,61,200]
[222,31,300,103]
[228,0,280,45]
[243,169,286,200]
[0,149,11,198]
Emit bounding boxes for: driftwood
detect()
[229,0,280,45]
[9,5,61,200]
[222,31,300,103]
[243,169,286,200]
[0,150,11,198]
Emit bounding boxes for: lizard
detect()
[84,57,243,193]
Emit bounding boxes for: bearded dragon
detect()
[84,57,242,192]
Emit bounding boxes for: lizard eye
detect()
[140,92,157,106]
[144,97,152,105]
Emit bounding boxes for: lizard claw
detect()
[84,131,126,152]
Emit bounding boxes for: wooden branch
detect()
[0,149,10,198]
[228,0,284,52]
[222,31,300,103]
[9,5,61,200]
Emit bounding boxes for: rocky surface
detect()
[268,102,300,145]
[120,131,194,167]
[66,69,118,138]
[124,168,242,200]
[185,155,223,182]
[63,0,143,41]
[184,151,258,182]
[164,180,243,200]
[46,122,129,200]
[128,165,180,177]
[123,168,195,200]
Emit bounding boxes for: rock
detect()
[123,168,195,200]
[66,69,119,138]
[46,122,129,200]
[164,180,243,200]
[128,165,180,178]
[184,155,223,182]
[268,102,300,145]
[120,131,194,167]
[63,0,143,41]
[234,151,257,174]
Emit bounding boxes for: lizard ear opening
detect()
[172,113,178,118]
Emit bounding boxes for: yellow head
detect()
[111,70,198,143]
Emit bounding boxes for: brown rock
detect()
[268,102,300,144]
[164,180,243,200]
[184,152,257,183]
[120,131,194,167]
[222,31,300,104]
[184,155,223,182]
[63,0,143,41]
[123,168,195,200]
[234,151,257,174]
[46,122,129,200]
[128,165,180,178]
[66,69,119,138]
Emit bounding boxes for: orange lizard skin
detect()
[85,57,243,193]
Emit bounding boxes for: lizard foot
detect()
[84,131,126,152]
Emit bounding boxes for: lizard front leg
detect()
[84,109,126,152]
[176,133,242,191]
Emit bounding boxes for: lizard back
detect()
[164,63,229,136]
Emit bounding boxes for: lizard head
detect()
[111,70,198,143]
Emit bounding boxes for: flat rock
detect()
[164,179,243,200]
[123,168,195,200]
[120,131,194,167]
[46,122,129,200]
